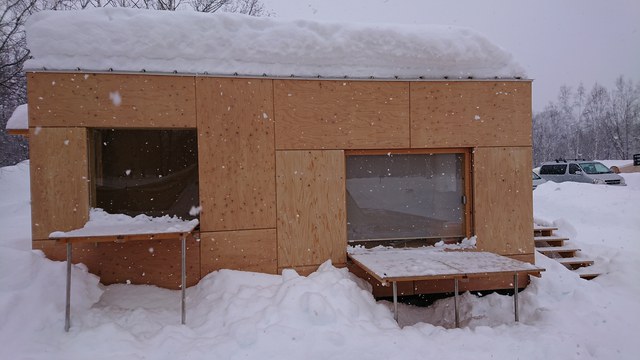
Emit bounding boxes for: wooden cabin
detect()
[23,9,534,296]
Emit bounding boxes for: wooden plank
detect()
[30,127,90,240]
[200,229,277,274]
[274,80,410,149]
[410,81,532,148]
[197,77,276,231]
[276,150,347,268]
[33,237,201,289]
[28,72,196,128]
[7,129,29,136]
[473,147,534,256]
[413,273,531,294]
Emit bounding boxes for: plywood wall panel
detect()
[411,81,532,148]
[197,78,276,231]
[274,80,410,149]
[473,146,534,256]
[28,73,195,128]
[33,237,201,289]
[30,127,90,240]
[276,150,347,268]
[200,229,277,274]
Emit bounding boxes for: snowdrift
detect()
[1,161,638,359]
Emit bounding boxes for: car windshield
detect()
[579,162,612,174]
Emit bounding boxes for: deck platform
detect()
[348,248,544,327]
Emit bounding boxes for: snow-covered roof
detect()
[24,8,526,79]
[6,104,28,131]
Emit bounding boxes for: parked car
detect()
[532,172,547,190]
[538,160,626,185]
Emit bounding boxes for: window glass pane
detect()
[540,164,567,175]
[94,129,199,219]
[346,153,464,245]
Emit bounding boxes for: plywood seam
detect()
[271,79,280,271]
[408,82,412,148]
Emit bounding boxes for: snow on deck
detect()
[6,104,28,130]
[49,208,198,238]
[349,248,542,282]
[24,8,525,79]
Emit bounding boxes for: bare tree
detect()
[0,0,268,166]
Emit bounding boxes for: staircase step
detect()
[534,235,569,247]
[534,225,558,237]
[536,246,581,257]
[557,257,595,269]
[577,273,601,280]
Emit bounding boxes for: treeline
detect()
[533,76,640,166]
[0,0,266,167]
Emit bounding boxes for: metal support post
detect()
[65,242,72,332]
[181,235,186,325]
[514,273,519,322]
[454,278,460,328]
[392,281,398,322]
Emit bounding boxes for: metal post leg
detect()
[454,278,460,328]
[181,235,186,325]
[392,281,398,322]
[514,273,519,322]
[65,242,72,332]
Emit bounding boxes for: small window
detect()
[569,164,581,174]
[540,164,567,175]
[92,129,199,219]
[346,152,468,247]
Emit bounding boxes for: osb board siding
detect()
[196,78,276,231]
[33,237,201,289]
[200,229,277,274]
[30,127,90,240]
[28,72,196,128]
[473,146,534,256]
[410,81,532,148]
[274,80,410,149]
[276,150,347,268]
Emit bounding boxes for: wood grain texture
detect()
[200,229,277,274]
[473,147,534,256]
[28,72,196,128]
[30,127,90,240]
[33,237,201,289]
[410,81,532,148]
[276,150,347,268]
[197,78,276,231]
[274,80,410,149]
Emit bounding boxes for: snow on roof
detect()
[6,104,28,131]
[24,8,526,79]
[49,208,199,238]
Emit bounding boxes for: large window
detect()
[92,129,199,220]
[346,150,469,247]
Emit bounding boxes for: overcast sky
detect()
[262,0,640,111]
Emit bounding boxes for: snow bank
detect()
[1,162,639,359]
[49,208,199,238]
[24,8,525,79]
[6,104,28,130]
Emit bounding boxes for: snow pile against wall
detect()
[24,8,525,79]
[0,162,639,358]
[6,104,28,130]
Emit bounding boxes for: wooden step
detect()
[557,257,595,269]
[534,225,558,237]
[536,246,581,257]
[534,235,568,247]
[577,273,601,280]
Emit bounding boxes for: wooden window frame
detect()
[344,148,473,243]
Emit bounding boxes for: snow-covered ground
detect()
[1,160,638,359]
